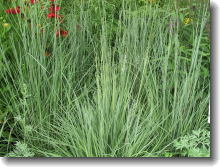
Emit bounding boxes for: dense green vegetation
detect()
[0,0,210,157]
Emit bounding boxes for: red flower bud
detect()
[56,29,68,37]
[30,0,38,4]
[49,4,61,13]
[47,13,61,19]
[5,6,21,15]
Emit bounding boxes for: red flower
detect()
[30,0,38,4]
[56,29,68,37]
[5,6,21,15]
[49,4,60,13]
[47,13,61,19]
[50,0,56,2]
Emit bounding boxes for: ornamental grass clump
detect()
[0,0,210,157]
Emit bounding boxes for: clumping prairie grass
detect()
[0,0,210,157]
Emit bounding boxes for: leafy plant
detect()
[173,129,210,157]
[7,141,35,157]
